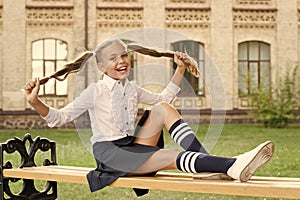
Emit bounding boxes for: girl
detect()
[24,38,274,196]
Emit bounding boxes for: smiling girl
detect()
[24,38,274,196]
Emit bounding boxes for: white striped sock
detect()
[171,122,189,139]
[179,151,201,173]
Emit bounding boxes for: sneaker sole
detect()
[193,172,233,180]
[240,141,274,182]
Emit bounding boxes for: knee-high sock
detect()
[176,151,236,173]
[169,119,208,154]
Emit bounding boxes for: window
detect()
[127,50,137,81]
[171,40,205,96]
[32,39,68,96]
[238,41,270,96]
[123,39,137,81]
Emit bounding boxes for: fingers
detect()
[174,51,187,60]
[24,78,39,92]
[36,77,40,88]
[174,51,188,65]
[174,51,188,70]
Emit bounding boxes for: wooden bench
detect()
[1,134,300,199]
[3,166,300,199]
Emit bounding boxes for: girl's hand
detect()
[24,78,40,104]
[174,51,188,74]
[24,78,49,117]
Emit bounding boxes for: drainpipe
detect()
[84,0,88,87]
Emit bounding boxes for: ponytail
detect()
[39,42,199,85]
[127,44,199,78]
[39,51,93,85]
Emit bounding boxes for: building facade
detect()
[0,0,299,128]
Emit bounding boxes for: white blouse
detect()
[43,74,180,144]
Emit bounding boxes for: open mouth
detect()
[116,66,127,72]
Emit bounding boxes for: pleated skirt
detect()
[87,110,164,195]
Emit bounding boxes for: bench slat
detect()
[3,166,300,199]
[3,167,89,184]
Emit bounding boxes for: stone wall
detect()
[0,112,75,129]
[0,0,299,129]
[0,109,252,130]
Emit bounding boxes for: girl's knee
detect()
[151,102,171,118]
[153,102,174,112]
[150,102,181,129]
[154,102,177,114]
[152,102,164,113]
[156,101,171,108]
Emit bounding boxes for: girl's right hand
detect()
[24,78,40,104]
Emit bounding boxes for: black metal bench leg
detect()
[0,133,57,200]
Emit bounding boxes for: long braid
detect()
[127,44,200,78]
[39,41,199,85]
[39,51,93,85]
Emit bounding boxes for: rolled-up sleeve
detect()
[41,83,96,127]
[137,81,181,105]
[42,106,65,127]
[42,105,79,127]
[163,81,181,96]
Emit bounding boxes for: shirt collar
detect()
[102,74,129,91]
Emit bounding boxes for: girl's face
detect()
[98,42,131,82]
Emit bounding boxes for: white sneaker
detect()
[193,172,233,180]
[227,141,274,182]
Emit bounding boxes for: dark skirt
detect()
[86,110,164,196]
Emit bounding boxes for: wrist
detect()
[176,66,186,75]
[28,96,41,106]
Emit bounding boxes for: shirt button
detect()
[126,122,129,125]
[125,107,127,110]
[123,93,126,96]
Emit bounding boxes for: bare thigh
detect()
[135,102,182,146]
[130,149,180,174]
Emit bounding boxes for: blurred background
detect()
[0,0,299,129]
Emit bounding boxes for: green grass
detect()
[1,124,299,200]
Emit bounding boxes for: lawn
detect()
[0,124,299,200]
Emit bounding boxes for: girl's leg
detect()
[131,149,234,175]
[131,141,274,182]
[130,149,180,174]
[135,102,208,153]
[176,151,235,174]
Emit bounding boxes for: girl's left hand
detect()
[174,51,188,73]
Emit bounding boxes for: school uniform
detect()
[42,74,180,195]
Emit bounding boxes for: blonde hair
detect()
[39,39,199,85]
[94,38,127,63]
